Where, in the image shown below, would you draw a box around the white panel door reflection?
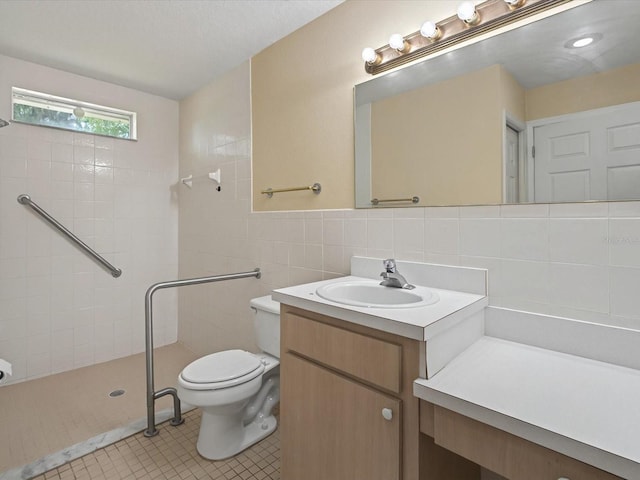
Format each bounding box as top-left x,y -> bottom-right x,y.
533,102 -> 640,203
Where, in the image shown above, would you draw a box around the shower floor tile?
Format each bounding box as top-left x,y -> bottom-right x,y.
32,409 -> 280,480
0,343 -> 198,473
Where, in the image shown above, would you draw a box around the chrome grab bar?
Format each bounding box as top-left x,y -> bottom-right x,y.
371,196 -> 420,205
261,182 -> 321,198
144,268 -> 262,437
17,194 -> 122,278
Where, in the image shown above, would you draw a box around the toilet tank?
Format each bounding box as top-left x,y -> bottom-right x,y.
250,295 -> 280,358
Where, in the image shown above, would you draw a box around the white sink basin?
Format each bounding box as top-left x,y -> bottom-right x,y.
315,280 -> 439,309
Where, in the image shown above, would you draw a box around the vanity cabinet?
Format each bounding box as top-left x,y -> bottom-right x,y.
280,305 -> 420,480
420,401 -> 622,480
280,305 -> 477,480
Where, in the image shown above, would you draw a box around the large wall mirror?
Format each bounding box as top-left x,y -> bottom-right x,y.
354,0 -> 640,208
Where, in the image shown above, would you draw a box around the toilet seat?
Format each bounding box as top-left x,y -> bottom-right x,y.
180,349 -> 265,391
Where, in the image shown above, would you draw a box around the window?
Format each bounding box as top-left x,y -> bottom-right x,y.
11,87 -> 137,140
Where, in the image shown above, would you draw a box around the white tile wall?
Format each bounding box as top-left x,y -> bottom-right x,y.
501,219 -> 548,261
178,62 -> 640,360
0,54 -> 179,385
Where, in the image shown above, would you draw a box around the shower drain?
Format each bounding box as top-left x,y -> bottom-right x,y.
109,389 -> 126,398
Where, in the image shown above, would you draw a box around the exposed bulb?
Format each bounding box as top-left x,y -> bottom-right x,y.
420,21 -> 441,40
457,1 -> 480,24
389,33 -> 409,53
503,0 -> 526,7
73,106 -> 85,119
361,47 -> 380,64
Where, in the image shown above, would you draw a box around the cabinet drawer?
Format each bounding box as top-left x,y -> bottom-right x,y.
434,406 -> 622,480
282,311 -> 402,393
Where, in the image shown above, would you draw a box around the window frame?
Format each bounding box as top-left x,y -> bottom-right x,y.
11,87 -> 137,141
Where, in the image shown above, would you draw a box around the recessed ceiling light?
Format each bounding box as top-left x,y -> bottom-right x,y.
565,33 -> 603,49
573,37 -> 594,48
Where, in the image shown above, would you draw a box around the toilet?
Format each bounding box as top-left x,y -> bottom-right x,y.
177,295 -> 280,460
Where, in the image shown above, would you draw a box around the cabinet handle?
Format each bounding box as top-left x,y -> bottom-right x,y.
382,408 -> 393,421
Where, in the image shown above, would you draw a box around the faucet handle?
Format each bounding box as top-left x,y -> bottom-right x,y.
383,258 -> 396,272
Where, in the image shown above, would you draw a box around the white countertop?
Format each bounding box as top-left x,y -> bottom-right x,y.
414,336 -> 640,479
273,276 -> 487,340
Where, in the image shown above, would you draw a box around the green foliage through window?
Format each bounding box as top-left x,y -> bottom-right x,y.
11,88 -> 137,140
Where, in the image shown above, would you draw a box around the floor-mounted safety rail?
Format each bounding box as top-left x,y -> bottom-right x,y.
261,182 -> 321,198
144,268 -> 262,437
17,194 -> 122,278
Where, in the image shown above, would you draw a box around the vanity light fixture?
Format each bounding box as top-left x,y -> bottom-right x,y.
457,2 -> 481,25
362,0 -> 569,75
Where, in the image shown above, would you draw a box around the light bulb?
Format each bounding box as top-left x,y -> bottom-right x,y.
503,0 -> 525,7
457,1 -> 479,24
389,33 -> 408,53
420,21 -> 441,40
361,47 -> 380,64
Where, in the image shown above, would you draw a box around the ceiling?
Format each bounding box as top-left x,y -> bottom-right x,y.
0,0 -> 343,100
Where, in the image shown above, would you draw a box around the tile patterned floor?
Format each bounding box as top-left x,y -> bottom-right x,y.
31,409 -> 280,480
0,343 -> 198,472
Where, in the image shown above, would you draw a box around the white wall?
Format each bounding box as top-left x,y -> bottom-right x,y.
178,62 -> 640,359
178,62 -> 266,354
0,54 -> 180,384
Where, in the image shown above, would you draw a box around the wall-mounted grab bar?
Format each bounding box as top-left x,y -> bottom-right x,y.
371,196 -> 420,205
144,268 -> 262,437
261,182 -> 321,198
17,194 -> 122,278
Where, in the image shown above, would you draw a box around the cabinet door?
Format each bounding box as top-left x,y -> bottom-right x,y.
281,352 -> 401,480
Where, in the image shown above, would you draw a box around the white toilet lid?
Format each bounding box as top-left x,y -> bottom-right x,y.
181,350 -> 263,388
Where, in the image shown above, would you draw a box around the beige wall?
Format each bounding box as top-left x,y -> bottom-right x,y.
177,55 -> 640,351
500,66 -> 526,122
179,62 -> 354,356
526,62 -> 640,120
251,0 -> 456,211
251,0 -> 640,211
370,65 -> 507,206
178,12 -> 640,360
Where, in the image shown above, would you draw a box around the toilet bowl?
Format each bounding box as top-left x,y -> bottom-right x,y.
177,295 -> 280,460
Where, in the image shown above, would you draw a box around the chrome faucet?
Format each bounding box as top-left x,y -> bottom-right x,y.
379,259 -> 415,290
